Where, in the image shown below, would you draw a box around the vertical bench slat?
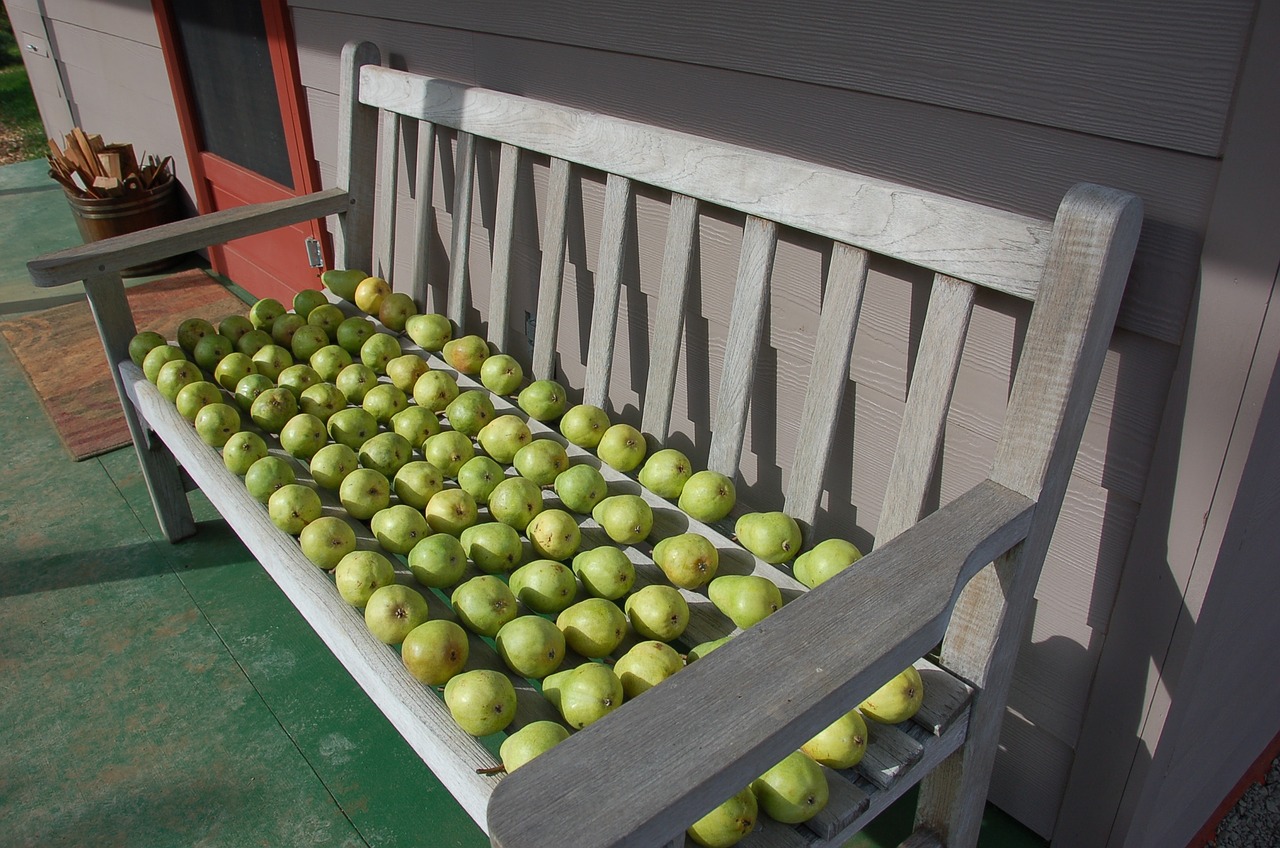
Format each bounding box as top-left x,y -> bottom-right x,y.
488,143 -> 521,352
877,274 -> 976,545
707,215 -> 778,478
783,242 -> 870,530
333,41 -> 380,273
640,192 -> 699,441
447,131 -> 477,329
582,174 -> 635,409
373,109 -> 400,281
409,120 -> 436,309
532,157 -> 572,380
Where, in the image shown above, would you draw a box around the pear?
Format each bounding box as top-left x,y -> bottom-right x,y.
559,403 -> 610,448
556,598 -> 628,658
496,615 -> 566,679
687,635 -> 732,663
405,312 -> 453,351
801,708 -> 868,770
499,720 -> 570,773
451,575 -> 518,637
321,268 -> 368,301
735,511 -> 802,564
509,559 -> 578,615
858,666 -> 925,724
678,470 -> 737,522
638,448 -> 693,499
750,750 -> 829,824
613,640 -> 683,698
401,619 -> 469,686
551,662 -> 624,729
513,439 -> 570,486
687,785 -> 758,848
444,668 -> 517,736
572,546 -> 636,600
518,379 -> 568,422
526,508 -> 582,561
592,494 -> 653,545
553,463 -> 608,515
477,414 -> 532,464
624,584 -> 689,642
792,538 -> 863,588
652,532 -> 719,589
444,389 -> 496,437
459,521 -> 524,574
708,575 -> 783,629
442,334 -> 490,374
596,423 -> 646,472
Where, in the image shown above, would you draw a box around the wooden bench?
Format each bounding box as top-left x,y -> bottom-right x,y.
28,40 -> 1142,848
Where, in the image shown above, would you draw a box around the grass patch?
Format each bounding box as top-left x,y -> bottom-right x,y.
0,10 -> 48,162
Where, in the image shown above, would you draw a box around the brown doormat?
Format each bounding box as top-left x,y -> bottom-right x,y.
0,269 -> 250,461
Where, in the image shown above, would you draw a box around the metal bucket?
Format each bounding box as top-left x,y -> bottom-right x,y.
63,178 -> 183,277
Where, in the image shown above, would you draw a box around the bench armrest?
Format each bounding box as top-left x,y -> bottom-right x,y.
27,187 -> 353,287
487,479 -> 1034,848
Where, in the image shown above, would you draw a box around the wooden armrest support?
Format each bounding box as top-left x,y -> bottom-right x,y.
27,187 -> 352,287
487,480 -> 1035,848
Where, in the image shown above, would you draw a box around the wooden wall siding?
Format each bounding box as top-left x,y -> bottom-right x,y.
5,0 -> 74,143
296,0 -> 1252,159
287,5 -> 1231,837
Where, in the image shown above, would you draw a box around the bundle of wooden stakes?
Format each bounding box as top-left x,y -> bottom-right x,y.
47,127 -> 173,199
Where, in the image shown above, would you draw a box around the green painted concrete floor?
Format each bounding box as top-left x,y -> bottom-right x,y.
0,158 -> 1046,848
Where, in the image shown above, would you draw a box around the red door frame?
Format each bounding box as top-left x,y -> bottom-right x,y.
152,0 -> 329,300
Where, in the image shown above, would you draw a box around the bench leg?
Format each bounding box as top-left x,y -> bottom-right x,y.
84,272 -> 196,543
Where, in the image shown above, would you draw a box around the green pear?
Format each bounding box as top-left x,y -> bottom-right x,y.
290,324 -> 330,362
363,383 -> 409,424
378,291 -> 419,332
412,369 -> 460,412
735,511 -> 802,564
391,404 -> 441,447
249,385 -> 298,433
526,508 -> 582,561
222,431 -> 269,476
551,662 -> 624,729
444,668 -> 516,736
175,380 -> 222,422
401,619 -> 469,685
591,494 -> 653,545
250,343 -> 293,382
177,316 -> 217,352
309,442 -> 360,490
233,373 -> 274,413
460,521 -> 524,574
422,430 -> 475,479
678,470 -> 737,522
213,351 -> 257,391
451,575 -> 518,637
299,382 -> 347,422
234,328 -> 273,358
404,312 -> 453,351
333,550 -> 396,607
518,379 -> 567,422
156,358 -> 201,403
307,304 -> 346,340
192,332 -> 233,372
652,532 -> 719,589
424,488 -> 479,536
792,538 -> 863,588
858,666 -> 925,724
267,483 -> 322,535
687,786 -> 758,848
496,615 -> 566,679
276,363 -> 322,401
194,402 -> 239,447
480,353 -> 524,395
244,455 -> 296,503
248,298 -> 286,330
559,403 -> 610,448
327,406 -> 379,450
407,533 -> 467,588
596,423 -> 647,472
553,463 -> 608,515
358,431 -> 413,478
309,343 -> 353,382
270,313 -> 307,349
477,414 -> 532,464
298,515 -> 357,569
487,476 -> 545,532
556,598 -> 628,658
442,334 -> 490,374
218,315 -> 254,346
686,635 -> 732,663
369,503 -> 432,555
335,362 -> 379,404
638,448 -> 693,499
143,343 -> 186,383
292,287 -> 329,319
801,708 -> 868,770
445,389 -> 495,437
385,353 -> 430,393
336,316 -> 377,355
321,267 -> 368,301
456,455 -> 505,505
339,467 -> 391,520
363,584 -> 430,645
513,439 -> 570,486
708,575 -> 783,629
509,559 -> 578,615
750,750 -> 829,824
624,584 -> 689,642
613,640 -> 683,698
360,332 -> 402,375
128,330 -> 168,367
572,546 -> 636,600
499,720 -> 570,773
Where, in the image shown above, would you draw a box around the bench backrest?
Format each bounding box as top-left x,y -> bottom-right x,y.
332,41 -> 1141,708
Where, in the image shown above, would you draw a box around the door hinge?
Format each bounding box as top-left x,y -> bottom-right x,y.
304,237 -> 324,269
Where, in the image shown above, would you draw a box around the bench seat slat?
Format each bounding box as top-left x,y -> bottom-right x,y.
447,130 -> 477,327
583,173 -> 634,409
374,109 -> 401,281
640,192 -> 699,441
409,119 -> 437,307
532,157 -> 572,380
488,142 -> 521,350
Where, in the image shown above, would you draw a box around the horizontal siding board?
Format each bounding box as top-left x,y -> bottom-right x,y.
293,0 -> 1252,157
42,0 -> 159,47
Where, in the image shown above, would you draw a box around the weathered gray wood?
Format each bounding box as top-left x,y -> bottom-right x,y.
28,189 -> 351,288
531,157 -> 571,380
706,216 -> 777,478
409,119 -> 437,308
876,274 -> 976,544
640,192 -> 699,441
85,273 -> 194,542
582,173 -> 634,409
783,242 -> 869,529
857,721 -> 925,790
914,184 -> 1144,846
333,40 -> 380,274
487,479 -> 1034,847
806,770 -> 869,841
447,131 -> 478,328
911,659 -> 974,737
487,143 -> 521,350
373,108 -> 401,281
356,65 -> 1053,299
